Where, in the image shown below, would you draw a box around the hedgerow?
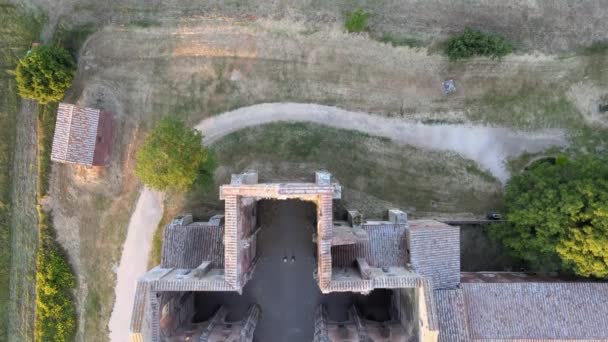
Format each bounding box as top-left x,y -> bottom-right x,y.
35,211 -> 77,342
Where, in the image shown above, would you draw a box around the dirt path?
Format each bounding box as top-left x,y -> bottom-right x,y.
7,100 -> 39,342
108,188 -> 163,342
195,103 -> 568,182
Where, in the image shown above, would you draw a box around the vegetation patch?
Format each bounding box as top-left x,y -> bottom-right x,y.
135,117 -> 210,192
377,33 -> 425,48
344,8 -> 370,33
54,23 -> 97,57
445,27 -> 513,60
35,210 -> 77,342
34,102 -> 77,342
37,103 -> 57,199
128,19 -> 162,28
465,82 -> 583,129
183,123 -> 502,218
0,4 -> 44,339
15,45 -> 75,104
491,155 -> 608,277
580,41 -> 608,56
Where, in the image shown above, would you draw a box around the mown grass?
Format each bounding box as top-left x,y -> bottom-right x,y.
465,82 -> 583,129
37,104 -> 57,200
0,4 -> 43,340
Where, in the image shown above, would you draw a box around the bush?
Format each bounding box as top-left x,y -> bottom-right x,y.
445,27 -> 513,60
490,155 -> 608,277
344,9 -> 369,33
135,117 -> 209,192
15,45 -> 75,104
35,212 -> 77,342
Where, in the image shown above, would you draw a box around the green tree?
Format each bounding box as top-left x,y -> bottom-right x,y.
344,9 -> 370,33
135,117 -> 208,192
35,214 -> 77,342
445,27 -> 513,60
15,45 -> 75,104
491,155 -> 608,277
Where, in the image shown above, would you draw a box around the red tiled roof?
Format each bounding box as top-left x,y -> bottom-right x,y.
436,283 -> 608,341
51,103 -> 100,165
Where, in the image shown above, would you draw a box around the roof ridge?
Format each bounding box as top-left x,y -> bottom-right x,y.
63,103 -> 74,162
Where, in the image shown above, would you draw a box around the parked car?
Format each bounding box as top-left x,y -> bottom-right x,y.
486,212 -> 502,220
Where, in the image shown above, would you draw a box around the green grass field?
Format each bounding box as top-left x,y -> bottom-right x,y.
0,4 -> 43,340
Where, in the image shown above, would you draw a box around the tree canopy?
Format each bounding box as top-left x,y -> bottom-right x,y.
15,45 -> 75,104
135,117 -> 208,192
491,155 -> 608,278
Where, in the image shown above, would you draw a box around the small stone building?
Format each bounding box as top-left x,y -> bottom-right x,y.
130,171 -> 608,342
50,103 -> 114,166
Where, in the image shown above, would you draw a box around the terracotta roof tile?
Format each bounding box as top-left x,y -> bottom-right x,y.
51,103 -> 100,165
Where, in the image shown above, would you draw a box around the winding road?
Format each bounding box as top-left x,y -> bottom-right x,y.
108,102 -> 567,340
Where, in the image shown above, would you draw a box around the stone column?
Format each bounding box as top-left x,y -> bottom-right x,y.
224,194 -> 240,289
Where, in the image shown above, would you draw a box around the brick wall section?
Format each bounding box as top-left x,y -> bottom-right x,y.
147,288 -> 160,342
223,195 -> 240,289
313,306 -> 331,342
239,198 -> 257,285
221,181 -> 337,292
407,221 -> 460,290
220,183 -> 335,199
130,281 -> 149,335
160,223 -> 224,269
317,193 -> 334,292
240,305 -> 261,341
199,306 -> 228,341
150,279 -> 234,292
332,223 -> 408,268
326,275 -> 422,292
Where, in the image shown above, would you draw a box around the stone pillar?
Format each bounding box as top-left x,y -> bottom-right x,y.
317,193 -> 333,291
347,210 -> 363,228
224,195 -> 240,289
389,209 -> 408,224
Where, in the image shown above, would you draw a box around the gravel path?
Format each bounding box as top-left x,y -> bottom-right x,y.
108,189 -> 163,342
196,103 -> 568,182
109,102 -> 567,340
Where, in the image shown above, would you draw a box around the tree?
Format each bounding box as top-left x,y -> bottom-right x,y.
15,45 -> 75,104
445,27 -> 513,61
491,155 -> 608,277
135,117 -> 208,192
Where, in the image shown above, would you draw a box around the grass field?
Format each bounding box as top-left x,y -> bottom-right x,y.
0,4 -> 43,340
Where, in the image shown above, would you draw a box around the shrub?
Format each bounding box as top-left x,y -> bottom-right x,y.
445,27 -> 513,60
135,117 -> 209,192
344,9 -> 369,33
15,45 -> 75,104
35,212 -> 77,342
490,155 -> 608,277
